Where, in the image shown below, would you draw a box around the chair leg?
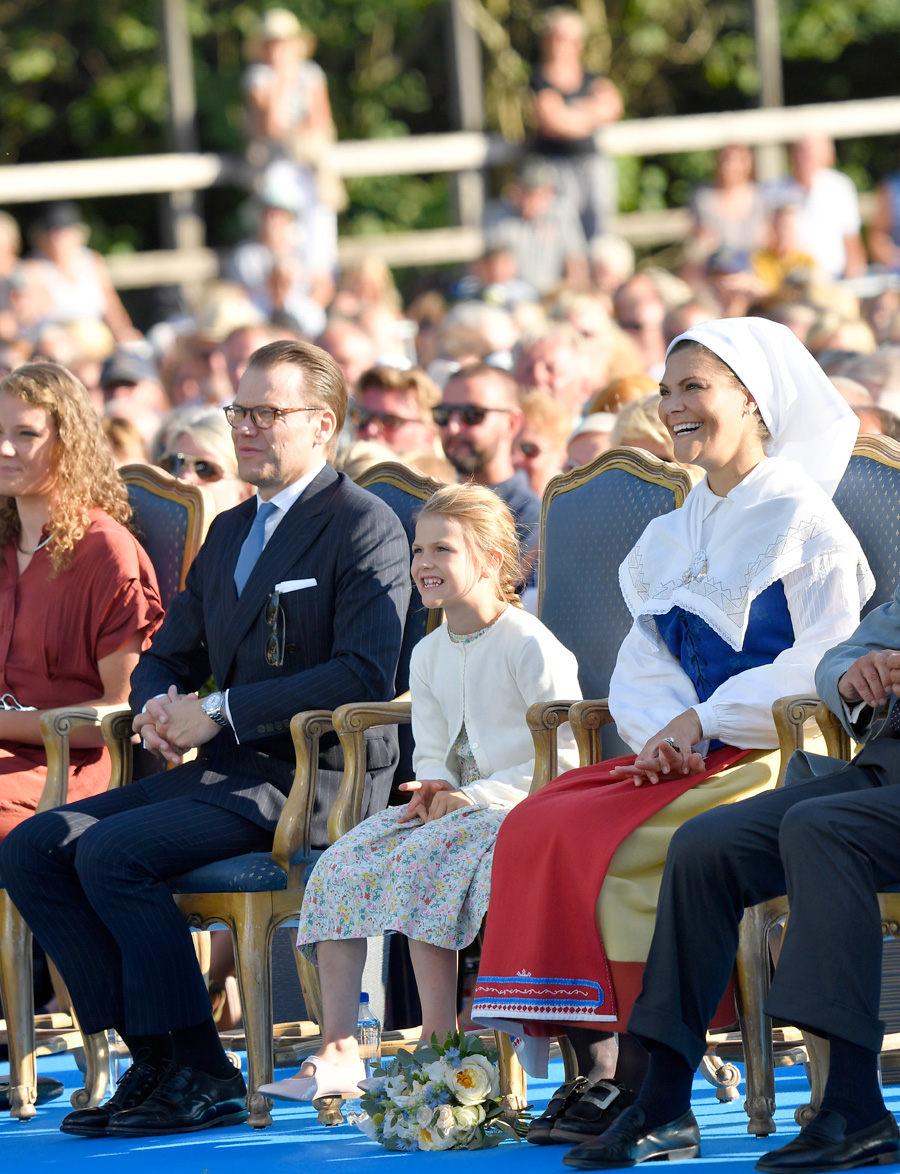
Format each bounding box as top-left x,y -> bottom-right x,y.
0,892 -> 37,1120
734,903 -> 777,1135
796,1033 -> 829,1126
558,1033 -> 580,1081
43,959 -> 108,1109
495,1030 -> 527,1119
47,958 -> 72,1015
192,929 -> 212,983
231,903 -> 274,1129
70,1029 -> 110,1109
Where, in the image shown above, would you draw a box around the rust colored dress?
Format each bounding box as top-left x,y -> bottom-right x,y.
0,510 -> 163,840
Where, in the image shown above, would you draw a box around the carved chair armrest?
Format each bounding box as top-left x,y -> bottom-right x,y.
98,705 -> 136,790
527,701 -> 581,794
567,699 -> 614,770
330,701 -> 412,843
38,704 -> 130,812
771,695 -> 820,787
271,710 -> 335,886
815,702 -> 853,762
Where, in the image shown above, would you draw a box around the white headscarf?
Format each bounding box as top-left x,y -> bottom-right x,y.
619,317 -> 872,649
666,316 -> 859,497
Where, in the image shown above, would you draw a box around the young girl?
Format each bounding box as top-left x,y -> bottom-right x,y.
260,482 -> 582,1103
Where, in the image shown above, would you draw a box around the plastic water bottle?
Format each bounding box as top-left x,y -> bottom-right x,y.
356,992 -> 382,1078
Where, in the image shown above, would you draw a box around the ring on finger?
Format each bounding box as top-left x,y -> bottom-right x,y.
662,736 -> 678,748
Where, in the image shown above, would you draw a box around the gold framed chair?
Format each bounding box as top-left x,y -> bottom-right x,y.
119,463 -> 213,610
528,447 -> 694,781
0,467 -> 210,1120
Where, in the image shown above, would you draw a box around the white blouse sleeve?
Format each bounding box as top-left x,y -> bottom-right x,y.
409,648 -> 460,788
609,620 -> 702,753
692,552 -> 863,749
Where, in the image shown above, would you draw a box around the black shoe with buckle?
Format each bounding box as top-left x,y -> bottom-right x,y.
528,1076 -> 591,1145
60,1055 -> 164,1137
562,1105 -> 700,1169
551,1078 -> 636,1143
104,1061 -> 248,1137
755,1109 -> 900,1173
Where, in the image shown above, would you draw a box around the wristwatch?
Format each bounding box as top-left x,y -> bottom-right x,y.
201,691 -> 229,728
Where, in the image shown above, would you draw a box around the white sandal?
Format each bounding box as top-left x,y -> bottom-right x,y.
258,1056 -> 366,1103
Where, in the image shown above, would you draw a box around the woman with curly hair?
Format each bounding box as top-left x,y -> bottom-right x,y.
0,362 -> 164,840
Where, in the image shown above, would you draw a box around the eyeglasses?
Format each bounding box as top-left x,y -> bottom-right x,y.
223,404 -> 319,429
432,404 -> 513,427
159,452 -> 225,483
265,591 -> 285,667
349,405 -> 422,432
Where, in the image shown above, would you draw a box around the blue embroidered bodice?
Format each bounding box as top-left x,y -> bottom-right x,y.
654,580 -> 795,748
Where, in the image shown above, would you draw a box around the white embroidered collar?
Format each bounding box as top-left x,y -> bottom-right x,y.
619,457 -> 873,651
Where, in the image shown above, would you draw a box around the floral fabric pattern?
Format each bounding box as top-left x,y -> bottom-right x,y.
296,804 -> 506,962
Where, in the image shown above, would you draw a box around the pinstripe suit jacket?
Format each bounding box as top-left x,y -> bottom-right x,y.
130,464 -> 411,844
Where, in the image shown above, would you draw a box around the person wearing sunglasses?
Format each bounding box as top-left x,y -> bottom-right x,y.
2,339 -> 410,1139
438,363 -> 540,573
350,364 -> 442,457
155,404 -> 253,516
512,388 -> 574,498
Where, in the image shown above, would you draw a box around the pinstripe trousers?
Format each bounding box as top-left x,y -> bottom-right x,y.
0,768 -> 271,1036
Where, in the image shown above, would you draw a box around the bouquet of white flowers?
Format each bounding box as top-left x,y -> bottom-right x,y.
350,1032 -> 527,1152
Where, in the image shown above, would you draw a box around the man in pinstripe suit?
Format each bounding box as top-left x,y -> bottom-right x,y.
1,340 -> 410,1137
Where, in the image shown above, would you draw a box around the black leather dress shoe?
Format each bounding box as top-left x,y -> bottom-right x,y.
551,1078 -> 636,1142
562,1105 -> 700,1168
755,1109 -> 900,1173
528,1076 -> 591,1145
0,1076 -> 64,1111
104,1062 -> 248,1136
60,1059 -> 163,1136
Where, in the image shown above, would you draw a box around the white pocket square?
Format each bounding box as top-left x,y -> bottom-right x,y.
275,578 -> 318,593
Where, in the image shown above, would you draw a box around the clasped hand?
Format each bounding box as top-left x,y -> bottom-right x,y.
397,779 -> 476,823
132,685 -> 221,765
837,649 -> 900,709
611,709 -> 706,787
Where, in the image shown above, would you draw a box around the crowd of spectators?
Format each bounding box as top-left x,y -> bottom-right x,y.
1,125 -> 900,551
0,3 -> 897,526
5,6 -> 900,1158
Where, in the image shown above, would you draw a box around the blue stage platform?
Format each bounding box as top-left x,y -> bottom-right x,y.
4,1053 -> 900,1173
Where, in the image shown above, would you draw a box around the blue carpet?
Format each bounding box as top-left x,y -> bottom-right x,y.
4,1053 -> 900,1172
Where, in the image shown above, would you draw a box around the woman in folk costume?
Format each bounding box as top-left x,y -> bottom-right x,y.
472,317 -> 873,1145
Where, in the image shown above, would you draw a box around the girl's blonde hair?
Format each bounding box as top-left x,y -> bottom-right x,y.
417,483 -> 524,608
0,362 -> 130,570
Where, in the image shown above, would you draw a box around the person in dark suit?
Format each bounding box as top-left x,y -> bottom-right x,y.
561,585 -> 900,1172
0,339 -> 410,1138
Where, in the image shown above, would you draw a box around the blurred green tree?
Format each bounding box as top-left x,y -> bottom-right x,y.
1,0 -> 899,251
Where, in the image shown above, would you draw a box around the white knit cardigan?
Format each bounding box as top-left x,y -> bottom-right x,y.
408,606 -> 582,809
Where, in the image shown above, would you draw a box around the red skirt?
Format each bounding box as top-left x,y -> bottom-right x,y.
472,746 -> 750,1057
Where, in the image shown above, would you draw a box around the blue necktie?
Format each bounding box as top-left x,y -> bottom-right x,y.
233,501 -> 278,596
890,699 -> 900,737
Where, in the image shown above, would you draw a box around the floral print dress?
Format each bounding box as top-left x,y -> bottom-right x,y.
296,625 -> 509,962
